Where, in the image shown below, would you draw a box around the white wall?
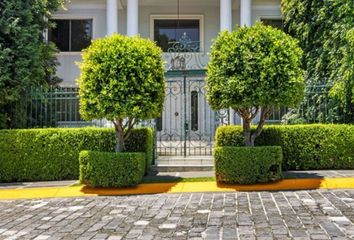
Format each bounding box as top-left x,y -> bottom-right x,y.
54,0 -> 281,86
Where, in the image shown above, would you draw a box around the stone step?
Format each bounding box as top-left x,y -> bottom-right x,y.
152,165 -> 214,172
154,156 -> 214,172
156,156 -> 214,166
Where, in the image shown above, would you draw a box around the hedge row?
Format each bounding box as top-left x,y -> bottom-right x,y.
79,151 -> 145,187
0,127 -> 153,182
215,146 -> 283,184
215,124 -> 354,170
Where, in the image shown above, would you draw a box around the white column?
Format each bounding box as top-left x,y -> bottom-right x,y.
220,0 -> 234,124
241,0 -> 253,125
127,0 -> 139,36
220,0 -> 232,31
240,0 -> 252,26
106,0 -> 118,35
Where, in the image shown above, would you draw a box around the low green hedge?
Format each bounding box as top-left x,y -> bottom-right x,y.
215,146 -> 283,184
79,151 -> 145,187
124,128 -> 154,173
215,124 -> 354,170
0,127 -> 153,182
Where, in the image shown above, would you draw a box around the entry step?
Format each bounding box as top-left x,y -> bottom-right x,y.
152,165 -> 214,172
156,156 -> 214,166
154,156 -> 214,172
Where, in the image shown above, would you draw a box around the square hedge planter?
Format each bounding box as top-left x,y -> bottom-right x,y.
214,146 -> 283,184
79,150 -> 145,187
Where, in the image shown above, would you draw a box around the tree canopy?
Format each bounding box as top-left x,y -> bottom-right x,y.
282,0 -> 354,122
78,34 -> 165,152
206,23 -> 304,146
0,0 -> 64,128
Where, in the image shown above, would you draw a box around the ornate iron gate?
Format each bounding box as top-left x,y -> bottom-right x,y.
156,70 -> 229,156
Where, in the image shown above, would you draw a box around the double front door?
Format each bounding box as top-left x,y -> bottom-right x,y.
156,71 -> 229,156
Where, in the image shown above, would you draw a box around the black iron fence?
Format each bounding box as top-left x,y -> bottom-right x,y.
27,86 -> 112,128
27,85 -> 343,128
298,85 -> 344,123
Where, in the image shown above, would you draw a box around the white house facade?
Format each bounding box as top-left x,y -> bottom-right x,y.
52,0 -> 282,85
50,0 -> 283,157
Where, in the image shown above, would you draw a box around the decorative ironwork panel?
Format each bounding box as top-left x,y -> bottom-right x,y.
163,34 -> 209,71
156,73 -> 229,156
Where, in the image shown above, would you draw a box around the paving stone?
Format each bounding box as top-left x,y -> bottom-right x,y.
0,190 -> 354,239
329,216 -> 350,222
33,235 -> 51,240
134,220 -> 150,226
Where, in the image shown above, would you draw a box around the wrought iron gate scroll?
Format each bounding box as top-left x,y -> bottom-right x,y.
155,70 -> 229,156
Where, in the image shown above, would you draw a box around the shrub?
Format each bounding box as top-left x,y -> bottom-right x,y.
282,0 -> 354,123
214,146 -> 283,184
206,22 -> 304,146
78,34 -> 165,152
125,127 -> 154,172
215,124 -> 354,170
0,127 -> 153,182
79,151 -> 145,187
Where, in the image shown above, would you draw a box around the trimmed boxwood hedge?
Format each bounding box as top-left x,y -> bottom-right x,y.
124,128 -> 154,173
79,151 -> 145,187
215,124 -> 354,170
215,146 -> 283,184
0,127 -> 153,182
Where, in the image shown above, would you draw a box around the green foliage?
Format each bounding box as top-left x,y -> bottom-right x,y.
214,146 -> 283,184
78,34 -> 165,121
206,22 -> 304,110
216,125 -> 354,170
330,29 -> 354,117
0,127 -> 153,182
78,34 -> 164,121
282,0 -> 354,122
0,0 -> 64,128
206,23 -> 304,146
125,127 -> 154,172
78,34 -> 165,152
79,151 -> 145,187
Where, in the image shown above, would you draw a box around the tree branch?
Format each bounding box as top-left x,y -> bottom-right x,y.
251,106 -> 272,144
123,118 -> 138,140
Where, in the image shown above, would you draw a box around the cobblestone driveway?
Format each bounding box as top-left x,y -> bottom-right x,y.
0,190 -> 354,240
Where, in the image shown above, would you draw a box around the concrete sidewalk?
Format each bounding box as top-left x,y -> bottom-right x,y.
1,170 -> 354,190
144,170 -> 354,183
0,170 -> 353,201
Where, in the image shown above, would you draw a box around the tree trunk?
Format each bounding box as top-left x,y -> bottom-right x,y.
236,107 -> 272,147
250,106 -> 271,147
112,118 -> 138,152
243,119 -> 253,147
113,119 -> 125,152
115,130 -> 125,152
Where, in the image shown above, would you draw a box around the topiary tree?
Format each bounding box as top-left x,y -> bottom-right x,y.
206,23 -> 305,147
78,34 -> 165,152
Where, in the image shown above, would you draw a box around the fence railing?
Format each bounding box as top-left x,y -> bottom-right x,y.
27,86 -> 113,128
27,85 -> 341,128
297,85 -> 344,123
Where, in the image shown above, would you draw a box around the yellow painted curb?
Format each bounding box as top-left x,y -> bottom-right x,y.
0,178 -> 354,200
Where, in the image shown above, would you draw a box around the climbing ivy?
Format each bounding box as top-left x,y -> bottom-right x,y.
282,0 -> 354,123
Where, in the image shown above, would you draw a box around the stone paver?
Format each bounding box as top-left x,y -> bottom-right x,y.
0,190 -> 354,239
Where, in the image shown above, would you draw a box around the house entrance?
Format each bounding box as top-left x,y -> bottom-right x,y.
156,70 -> 229,156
